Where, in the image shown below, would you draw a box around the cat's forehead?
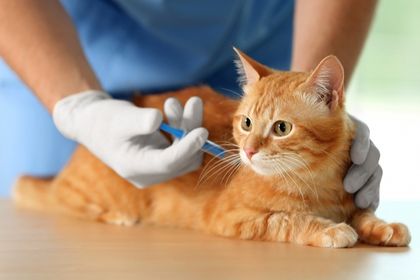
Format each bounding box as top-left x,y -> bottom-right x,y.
242,72 -> 308,118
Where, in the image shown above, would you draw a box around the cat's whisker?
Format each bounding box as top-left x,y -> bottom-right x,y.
221,159 -> 242,188
214,142 -> 240,152
286,153 -> 315,179
200,147 -> 240,176
209,154 -> 240,179
198,156 -> 238,187
291,157 -> 316,196
213,141 -> 239,146
272,161 -> 307,207
301,144 -> 343,168
219,87 -> 243,98
280,156 -> 319,202
198,152 -> 232,186
197,155 -> 233,187
210,157 -> 241,188
282,163 -> 309,207
262,153 -> 315,183
197,153 -> 241,187
271,162 -> 288,191
264,153 -> 319,201
227,162 -> 242,187
271,161 -> 300,196
277,154 -> 318,199
218,136 -> 238,145
214,141 -> 239,147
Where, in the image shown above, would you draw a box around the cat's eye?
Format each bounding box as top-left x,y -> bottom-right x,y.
272,120 -> 292,137
241,116 -> 252,131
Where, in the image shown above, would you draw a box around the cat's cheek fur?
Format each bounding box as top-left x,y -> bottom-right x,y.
239,150 -> 278,176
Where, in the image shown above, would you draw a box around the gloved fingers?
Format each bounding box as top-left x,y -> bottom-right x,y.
127,151 -> 203,187
164,97 -> 183,129
109,132 -> 171,177
354,165 -> 382,209
182,97 -> 203,132
161,127 -> 208,171
344,140 -> 380,193
371,197 -> 380,211
350,116 -> 371,164
182,152 -> 204,173
165,149 -> 204,178
128,131 -> 170,151
113,105 -> 163,136
172,154 -> 204,178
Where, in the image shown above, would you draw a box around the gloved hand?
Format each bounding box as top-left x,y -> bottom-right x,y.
53,90 -> 208,187
344,116 -> 382,209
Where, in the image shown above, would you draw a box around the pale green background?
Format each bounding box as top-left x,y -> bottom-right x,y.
347,1 -> 420,201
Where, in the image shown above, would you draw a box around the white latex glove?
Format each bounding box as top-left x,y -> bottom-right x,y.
53,90 -> 208,187
344,116 -> 382,210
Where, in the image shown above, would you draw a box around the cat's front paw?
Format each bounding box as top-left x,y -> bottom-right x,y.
99,211 -> 139,226
312,223 -> 358,248
358,222 -> 411,246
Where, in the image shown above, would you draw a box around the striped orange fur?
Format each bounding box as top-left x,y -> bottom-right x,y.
13,52 -> 410,248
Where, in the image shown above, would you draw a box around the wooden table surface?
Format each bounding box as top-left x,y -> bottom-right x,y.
0,199 -> 418,280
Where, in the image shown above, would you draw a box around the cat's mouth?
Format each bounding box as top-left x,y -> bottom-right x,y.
239,150 -> 281,176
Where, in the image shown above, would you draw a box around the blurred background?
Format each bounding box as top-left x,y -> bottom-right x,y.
346,0 -> 420,201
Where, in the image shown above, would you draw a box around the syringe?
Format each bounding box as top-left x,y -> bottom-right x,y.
159,122 -> 225,159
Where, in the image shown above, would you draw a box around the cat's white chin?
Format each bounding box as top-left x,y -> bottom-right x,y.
239,151 -> 278,176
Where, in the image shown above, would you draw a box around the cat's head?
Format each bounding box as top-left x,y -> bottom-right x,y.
232,48 -> 351,176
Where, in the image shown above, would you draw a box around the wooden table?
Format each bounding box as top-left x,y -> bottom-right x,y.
0,199 -> 418,280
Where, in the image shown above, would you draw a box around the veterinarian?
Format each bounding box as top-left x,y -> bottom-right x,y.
0,0 -> 381,208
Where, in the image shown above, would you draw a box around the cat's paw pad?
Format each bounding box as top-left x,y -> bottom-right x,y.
359,222 -> 411,246
316,223 -> 358,248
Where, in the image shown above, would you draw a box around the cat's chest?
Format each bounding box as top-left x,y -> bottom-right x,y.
231,170 -> 356,222
266,181 -> 356,222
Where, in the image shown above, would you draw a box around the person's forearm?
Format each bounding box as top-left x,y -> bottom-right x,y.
0,0 -> 101,112
291,0 -> 377,85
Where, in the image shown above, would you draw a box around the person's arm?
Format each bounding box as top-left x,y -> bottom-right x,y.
0,0 -> 101,112
0,0 -> 208,188
291,0 -> 377,85
291,0 -> 381,209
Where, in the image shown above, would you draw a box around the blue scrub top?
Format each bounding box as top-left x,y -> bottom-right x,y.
0,0 -> 294,195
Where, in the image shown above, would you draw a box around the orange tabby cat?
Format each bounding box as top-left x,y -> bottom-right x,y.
13,49 -> 410,248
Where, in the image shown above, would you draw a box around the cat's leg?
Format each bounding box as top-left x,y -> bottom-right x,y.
13,175 -> 55,210
351,210 -> 411,246
50,177 -> 141,226
55,190 -> 140,226
209,209 -> 358,248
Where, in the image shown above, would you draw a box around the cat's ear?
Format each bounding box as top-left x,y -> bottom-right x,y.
233,47 -> 272,87
304,55 -> 345,111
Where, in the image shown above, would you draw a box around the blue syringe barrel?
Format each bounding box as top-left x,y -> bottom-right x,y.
159,123 -> 225,158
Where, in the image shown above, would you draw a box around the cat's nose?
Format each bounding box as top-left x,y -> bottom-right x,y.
244,147 -> 258,160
